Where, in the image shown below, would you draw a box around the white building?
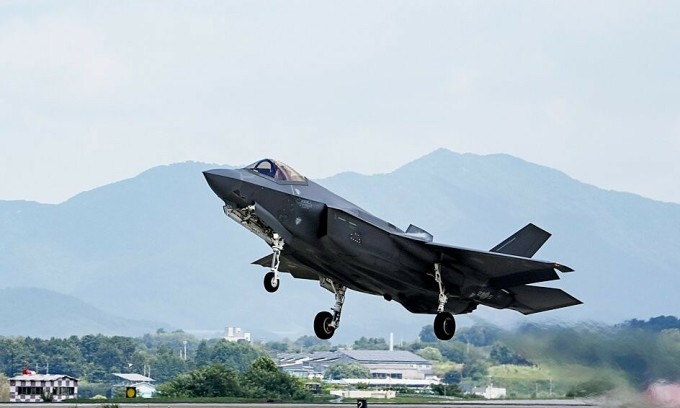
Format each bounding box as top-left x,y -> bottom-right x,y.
278,349 -> 435,389
462,383 -> 507,399
112,373 -> 156,398
9,371 -> 78,403
224,327 -> 251,342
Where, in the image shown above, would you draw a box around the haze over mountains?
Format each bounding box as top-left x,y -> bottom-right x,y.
1,149 -> 678,342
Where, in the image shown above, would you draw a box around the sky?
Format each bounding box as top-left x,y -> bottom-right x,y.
1,0 -> 679,204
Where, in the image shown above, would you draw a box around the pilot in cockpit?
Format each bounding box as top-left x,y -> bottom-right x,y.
247,159 -> 306,182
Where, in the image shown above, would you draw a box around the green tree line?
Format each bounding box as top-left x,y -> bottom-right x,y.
0,330 -> 267,385
158,357 -> 310,400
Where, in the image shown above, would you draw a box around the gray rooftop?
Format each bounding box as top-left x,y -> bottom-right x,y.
340,350 -> 429,364
10,374 -> 78,381
112,373 -> 154,382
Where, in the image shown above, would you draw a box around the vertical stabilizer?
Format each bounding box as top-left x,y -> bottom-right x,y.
490,223 -> 551,258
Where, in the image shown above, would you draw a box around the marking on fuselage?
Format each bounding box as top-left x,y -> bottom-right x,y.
296,198 -> 313,209
350,232 -> 362,244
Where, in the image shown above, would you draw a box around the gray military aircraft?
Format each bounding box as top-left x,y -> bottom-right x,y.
204,158 -> 580,340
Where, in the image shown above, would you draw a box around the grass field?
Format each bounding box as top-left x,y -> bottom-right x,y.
488,363 -> 631,398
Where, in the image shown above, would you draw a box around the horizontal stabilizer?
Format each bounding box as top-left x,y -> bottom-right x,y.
507,285 -> 582,315
491,223 -> 551,258
489,268 -> 560,289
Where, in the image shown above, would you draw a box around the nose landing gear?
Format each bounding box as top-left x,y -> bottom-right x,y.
264,234 -> 284,293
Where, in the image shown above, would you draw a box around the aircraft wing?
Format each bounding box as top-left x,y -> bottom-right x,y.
425,241 -> 573,289
252,254 -> 319,281
421,241 -> 580,313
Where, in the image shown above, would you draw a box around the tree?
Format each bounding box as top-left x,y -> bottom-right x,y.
242,356 -> 309,400
443,370 -> 462,385
265,341 -> 290,353
566,378 -> 615,398
432,383 -> 463,397
435,341 -> 467,363
151,344 -> 186,383
353,337 -> 388,350
325,363 -> 371,380
159,364 -> 242,397
489,343 -> 532,366
461,359 -> 488,382
419,325 -> 437,343
194,340 -> 211,368
293,336 -> 330,352
211,340 -> 263,372
456,326 -> 500,347
415,346 -> 443,362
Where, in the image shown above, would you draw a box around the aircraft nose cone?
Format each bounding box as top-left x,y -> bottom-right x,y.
203,169 -> 244,204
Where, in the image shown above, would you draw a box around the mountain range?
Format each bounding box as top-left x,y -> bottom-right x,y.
1,149 -> 678,342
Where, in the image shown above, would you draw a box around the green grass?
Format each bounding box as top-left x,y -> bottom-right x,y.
488,363 -> 632,398
432,361 -> 463,376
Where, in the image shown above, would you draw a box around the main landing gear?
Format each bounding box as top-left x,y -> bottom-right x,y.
314,277 -> 346,340
263,233 -> 284,293
433,263 -> 456,340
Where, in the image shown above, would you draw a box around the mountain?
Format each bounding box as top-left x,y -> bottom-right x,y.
1,150 -> 679,342
0,287 -> 168,337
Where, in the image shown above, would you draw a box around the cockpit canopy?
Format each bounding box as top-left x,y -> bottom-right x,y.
245,159 -> 306,183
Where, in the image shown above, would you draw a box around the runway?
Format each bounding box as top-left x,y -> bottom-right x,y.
0,400 -> 600,408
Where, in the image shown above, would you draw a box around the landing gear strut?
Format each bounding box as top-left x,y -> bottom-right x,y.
433,263 -> 456,340
314,277 -> 346,340
264,234 -> 284,293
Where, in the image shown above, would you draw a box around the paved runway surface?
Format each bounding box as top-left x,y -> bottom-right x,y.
0,401 -> 602,408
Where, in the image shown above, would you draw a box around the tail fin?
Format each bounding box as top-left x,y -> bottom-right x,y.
490,223 -> 551,258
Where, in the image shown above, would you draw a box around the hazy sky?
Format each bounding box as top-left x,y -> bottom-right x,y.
1,1 -> 679,204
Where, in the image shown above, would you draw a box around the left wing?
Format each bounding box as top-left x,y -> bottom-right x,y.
252,254 -> 319,281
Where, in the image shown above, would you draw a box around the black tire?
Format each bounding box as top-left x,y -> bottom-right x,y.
264,272 -> 279,293
314,311 -> 335,340
433,312 -> 456,340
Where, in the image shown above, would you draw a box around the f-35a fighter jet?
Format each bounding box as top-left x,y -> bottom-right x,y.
204,159 -> 580,341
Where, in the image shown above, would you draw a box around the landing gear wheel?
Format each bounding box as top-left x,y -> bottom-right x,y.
314,311 -> 335,340
264,271 -> 279,293
433,312 -> 456,340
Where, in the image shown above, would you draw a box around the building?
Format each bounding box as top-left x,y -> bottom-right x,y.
224,327 -> 251,342
338,350 -> 433,380
9,370 -> 78,402
112,373 -> 156,398
461,383 -> 507,399
278,349 -> 436,389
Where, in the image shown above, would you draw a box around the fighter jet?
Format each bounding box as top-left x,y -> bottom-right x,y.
203,158 -> 580,340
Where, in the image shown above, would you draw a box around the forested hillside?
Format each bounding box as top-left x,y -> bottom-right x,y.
2,316 -> 679,400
